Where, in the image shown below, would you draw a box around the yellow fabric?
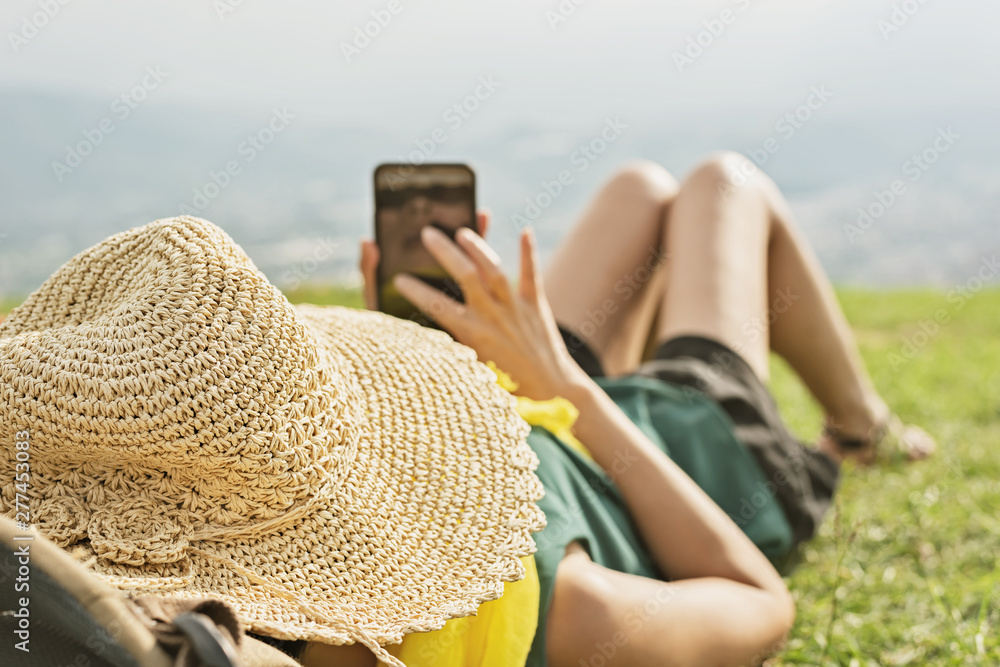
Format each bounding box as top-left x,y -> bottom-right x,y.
486,362 -> 592,460
378,362 -> 586,667
380,556 -> 539,667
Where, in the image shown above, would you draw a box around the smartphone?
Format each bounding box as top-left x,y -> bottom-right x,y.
374,163 -> 476,328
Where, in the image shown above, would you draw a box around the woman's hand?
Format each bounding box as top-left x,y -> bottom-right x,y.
359,211 -> 490,311
397,225 -> 589,401
358,214 -> 589,401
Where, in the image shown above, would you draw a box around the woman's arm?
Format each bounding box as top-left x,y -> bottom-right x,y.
391,225 -> 794,665
550,375 -> 796,666
396,224 -> 786,587
559,373 -> 791,598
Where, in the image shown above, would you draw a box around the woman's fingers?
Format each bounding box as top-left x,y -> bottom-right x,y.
420,226 -> 494,308
393,273 -> 466,334
519,227 -> 542,301
476,209 -> 491,238
359,239 -> 380,311
455,228 -> 513,302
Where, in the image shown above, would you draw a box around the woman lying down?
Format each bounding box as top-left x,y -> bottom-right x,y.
0,155 -> 933,667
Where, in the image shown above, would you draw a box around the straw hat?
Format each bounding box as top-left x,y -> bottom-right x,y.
0,217 -> 545,665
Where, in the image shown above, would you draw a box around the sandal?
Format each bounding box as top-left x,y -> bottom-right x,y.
822,414 -> 936,464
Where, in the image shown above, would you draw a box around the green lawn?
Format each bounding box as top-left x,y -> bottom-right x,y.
768,290 -> 1000,666
2,287 -> 997,664
283,285 -> 999,664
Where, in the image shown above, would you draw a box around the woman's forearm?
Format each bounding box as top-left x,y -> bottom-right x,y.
559,377 -> 791,599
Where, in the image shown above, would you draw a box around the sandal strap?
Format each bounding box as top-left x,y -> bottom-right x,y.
822,420 -> 890,451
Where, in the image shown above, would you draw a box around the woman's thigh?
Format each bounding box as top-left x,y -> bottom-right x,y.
657,152 -> 775,381
544,161 -> 677,376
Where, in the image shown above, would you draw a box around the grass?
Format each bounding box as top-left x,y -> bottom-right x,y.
283,284 -> 366,309
296,285 -> 997,664
0,297 -> 24,316
768,289 -> 1000,666
2,287 -> 997,664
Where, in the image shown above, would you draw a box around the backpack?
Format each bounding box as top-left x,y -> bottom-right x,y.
0,516 -> 299,667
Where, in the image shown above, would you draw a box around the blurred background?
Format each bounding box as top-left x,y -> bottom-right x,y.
1,0 -> 998,303
3,5 -> 1000,662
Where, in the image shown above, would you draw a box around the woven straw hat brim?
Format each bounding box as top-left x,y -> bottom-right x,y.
0,217 -> 546,659
85,305 -> 546,647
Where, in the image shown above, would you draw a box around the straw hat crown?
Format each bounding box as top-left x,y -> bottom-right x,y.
2,219 -> 363,561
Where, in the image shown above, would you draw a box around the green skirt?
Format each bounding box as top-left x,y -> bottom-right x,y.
525,374 -> 794,667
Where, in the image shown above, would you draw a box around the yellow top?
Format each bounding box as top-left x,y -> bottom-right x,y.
382,556 -> 540,667
487,362 -> 592,461
378,362 -> 587,667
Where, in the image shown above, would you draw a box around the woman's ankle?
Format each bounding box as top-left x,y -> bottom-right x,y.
825,395 -> 890,442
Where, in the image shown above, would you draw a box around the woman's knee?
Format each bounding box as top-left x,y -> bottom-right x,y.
681,151 -> 769,200
602,159 -> 680,206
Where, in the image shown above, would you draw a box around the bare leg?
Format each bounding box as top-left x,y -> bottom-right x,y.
547,153 -> 931,462
763,182 -> 889,446
543,159 -> 814,666
657,154 -> 774,380
658,152 -> 927,462
545,161 -> 678,376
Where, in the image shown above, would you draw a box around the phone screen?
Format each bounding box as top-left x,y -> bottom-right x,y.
374,163 -> 476,327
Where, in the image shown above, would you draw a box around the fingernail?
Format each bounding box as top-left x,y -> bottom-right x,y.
422,226 -> 444,242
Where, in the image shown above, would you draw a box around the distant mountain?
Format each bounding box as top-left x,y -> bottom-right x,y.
1,90 -> 998,299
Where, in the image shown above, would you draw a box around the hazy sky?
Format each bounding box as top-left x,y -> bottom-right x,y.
2,0 -> 998,135
1,0 -> 998,294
